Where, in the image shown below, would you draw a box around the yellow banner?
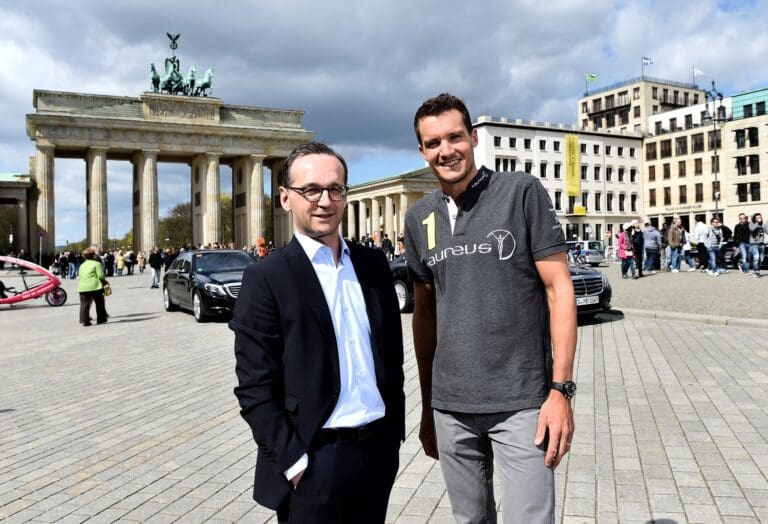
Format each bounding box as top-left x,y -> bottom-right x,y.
565,134 -> 581,197
573,205 -> 587,216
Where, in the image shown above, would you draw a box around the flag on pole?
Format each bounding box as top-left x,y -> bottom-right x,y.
585,73 -> 598,82
642,56 -> 653,66
693,67 -> 705,76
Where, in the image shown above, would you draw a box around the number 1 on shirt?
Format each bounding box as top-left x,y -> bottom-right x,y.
422,212 -> 436,250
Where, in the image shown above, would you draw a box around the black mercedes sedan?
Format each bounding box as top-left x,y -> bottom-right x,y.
390,253 -> 612,317
163,249 -> 256,322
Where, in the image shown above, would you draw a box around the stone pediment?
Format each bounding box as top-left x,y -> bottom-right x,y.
141,92 -> 220,124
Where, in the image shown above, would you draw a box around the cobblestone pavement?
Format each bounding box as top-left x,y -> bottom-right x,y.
1,271 -> 767,523
599,260 -> 768,320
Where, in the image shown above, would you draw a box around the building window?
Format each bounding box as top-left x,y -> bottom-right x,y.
649,188 -> 656,207
670,118 -> 677,131
711,155 -> 719,174
679,185 -> 687,204
539,139 -> 546,151
633,87 -> 640,100
581,165 -> 588,180
568,196 -> 576,214
737,183 -> 749,202
695,183 -> 703,202
736,157 -> 747,176
630,193 -> 637,212
648,165 -> 656,181
594,165 -> 601,181
594,144 -> 600,155
652,105 -> 659,114
525,161 -> 532,174
582,191 -> 589,209
655,122 -> 663,135
509,137 -> 517,148
580,143 -> 587,154
750,155 -> 760,174
660,139 -> 672,158
553,141 -> 560,152
494,136 -> 501,147
748,127 -> 759,147
685,114 -> 693,129
618,168 -> 625,182
757,102 -> 766,116
524,138 -> 531,150
539,163 -> 547,178
652,87 -> 658,99
744,104 -> 753,118
554,164 -> 561,179
751,182 -> 761,201
606,167 -> 613,181
736,129 -> 746,148
582,118 -> 588,129
663,187 -> 671,206
619,193 -> 626,212
630,168 -> 637,183
712,181 -> 720,200
646,142 -> 657,160
692,133 -> 705,153
595,192 -> 602,211
663,163 -> 671,179
634,105 -> 641,117
678,161 -> 686,178
510,159 -> 516,171
694,158 -> 703,175
618,146 -> 624,156
606,192 -> 613,211
675,137 -> 688,156
555,190 -> 562,211
606,145 -> 612,156
581,102 -> 588,113
708,130 -> 721,150
630,147 -> 636,158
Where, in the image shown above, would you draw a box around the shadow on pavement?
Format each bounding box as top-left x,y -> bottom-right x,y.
578,310 -> 625,326
0,408 -> 16,414
109,315 -> 160,323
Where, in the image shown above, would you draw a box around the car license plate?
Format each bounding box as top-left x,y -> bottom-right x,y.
576,296 -> 600,306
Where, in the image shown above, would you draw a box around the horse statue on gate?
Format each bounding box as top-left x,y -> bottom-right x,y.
150,63 -> 161,92
183,66 -> 196,96
159,57 -> 185,94
194,68 -> 214,97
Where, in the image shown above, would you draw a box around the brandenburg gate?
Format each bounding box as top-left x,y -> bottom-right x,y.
25,89 -> 313,256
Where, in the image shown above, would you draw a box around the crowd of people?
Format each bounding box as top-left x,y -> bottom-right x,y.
617,213 -> 766,279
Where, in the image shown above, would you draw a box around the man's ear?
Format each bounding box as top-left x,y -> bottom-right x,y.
471,128 -> 478,147
279,187 -> 291,213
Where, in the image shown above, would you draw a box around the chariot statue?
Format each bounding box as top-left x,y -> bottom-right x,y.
150,33 -> 214,97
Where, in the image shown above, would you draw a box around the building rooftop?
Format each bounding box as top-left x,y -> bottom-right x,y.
474,116 -> 643,138
583,75 -> 700,97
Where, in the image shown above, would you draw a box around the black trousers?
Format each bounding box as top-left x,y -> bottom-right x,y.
696,242 -> 709,269
277,430 -> 400,524
634,248 -> 644,277
79,290 -> 107,325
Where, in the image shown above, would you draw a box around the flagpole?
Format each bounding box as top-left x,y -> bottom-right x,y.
641,56 -> 644,78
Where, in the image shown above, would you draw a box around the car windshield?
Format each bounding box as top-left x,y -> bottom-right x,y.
193,252 -> 254,275
587,242 -> 603,251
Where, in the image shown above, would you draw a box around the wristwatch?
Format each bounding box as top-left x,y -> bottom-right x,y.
551,381 -> 577,399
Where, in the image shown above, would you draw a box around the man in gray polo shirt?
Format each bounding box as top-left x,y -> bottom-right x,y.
405,93 -> 577,523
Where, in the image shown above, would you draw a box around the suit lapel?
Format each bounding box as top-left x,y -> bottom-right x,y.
284,238 -> 341,388
348,246 -> 386,386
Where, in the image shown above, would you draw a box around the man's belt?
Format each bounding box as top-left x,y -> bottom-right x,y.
316,418 -> 387,444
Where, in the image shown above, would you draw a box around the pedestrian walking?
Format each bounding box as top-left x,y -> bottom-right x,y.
77,247 -> 108,326
619,223 -> 638,279
748,213 -> 765,277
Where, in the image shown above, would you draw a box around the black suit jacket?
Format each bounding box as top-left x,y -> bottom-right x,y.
230,237 -> 405,510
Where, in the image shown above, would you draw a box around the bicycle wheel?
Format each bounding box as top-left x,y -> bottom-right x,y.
45,287 -> 68,307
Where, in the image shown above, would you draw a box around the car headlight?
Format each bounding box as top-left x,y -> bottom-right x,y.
203,283 -> 227,297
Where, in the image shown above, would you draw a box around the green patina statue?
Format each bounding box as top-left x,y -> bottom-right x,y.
151,33 -> 214,97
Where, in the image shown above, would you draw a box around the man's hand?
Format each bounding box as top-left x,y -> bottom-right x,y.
291,468 -> 305,488
535,390 -> 574,469
419,409 -> 439,459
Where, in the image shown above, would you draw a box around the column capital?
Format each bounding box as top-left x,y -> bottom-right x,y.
249,154 -> 267,161
88,146 -> 109,153
205,152 -> 223,161
35,143 -> 55,154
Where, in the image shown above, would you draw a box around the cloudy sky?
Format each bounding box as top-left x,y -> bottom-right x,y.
1,0 -> 767,246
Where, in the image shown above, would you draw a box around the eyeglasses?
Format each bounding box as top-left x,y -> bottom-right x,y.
286,185 -> 349,202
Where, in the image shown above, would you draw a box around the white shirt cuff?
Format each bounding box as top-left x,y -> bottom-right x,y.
284,453 -> 308,480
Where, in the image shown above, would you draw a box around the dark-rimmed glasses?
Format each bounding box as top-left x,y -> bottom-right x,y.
285,185 -> 349,202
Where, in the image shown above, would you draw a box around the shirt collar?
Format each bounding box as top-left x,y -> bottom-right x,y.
441,165 -> 493,206
294,231 -> 350,263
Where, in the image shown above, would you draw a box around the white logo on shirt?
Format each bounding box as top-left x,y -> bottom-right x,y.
487,229 -> 516,260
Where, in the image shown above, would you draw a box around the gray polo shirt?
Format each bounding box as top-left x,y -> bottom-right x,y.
405,167 -> 566,413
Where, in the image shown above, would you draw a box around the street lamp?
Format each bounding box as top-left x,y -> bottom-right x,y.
703,80 -> 724,220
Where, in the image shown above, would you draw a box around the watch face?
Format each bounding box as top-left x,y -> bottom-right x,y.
564,382 -> 577,397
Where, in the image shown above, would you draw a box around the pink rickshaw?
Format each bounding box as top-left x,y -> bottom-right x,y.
0,256 -> 68,307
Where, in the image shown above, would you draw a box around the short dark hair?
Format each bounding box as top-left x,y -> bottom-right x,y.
413,93 -> 473,144
280,141 -> 348,187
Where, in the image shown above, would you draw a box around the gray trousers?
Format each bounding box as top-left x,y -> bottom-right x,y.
433,408 -> 554,524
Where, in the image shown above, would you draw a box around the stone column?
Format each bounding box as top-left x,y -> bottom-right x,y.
271,159 -> 291,246
203,153 -> 221,246
133,150 -> 159,253
358,198 -> 368,239
249,154 -> 266,243
32,145 -> 55,258
16,200 -> 28,253
371,197 -> 381,243
86,147 -> 109,248
399,193 -> 409,238
384,194 -> 394,241
346,200 -> 357,240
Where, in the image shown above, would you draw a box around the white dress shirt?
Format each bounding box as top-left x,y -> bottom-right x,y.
285,233 -> 386,480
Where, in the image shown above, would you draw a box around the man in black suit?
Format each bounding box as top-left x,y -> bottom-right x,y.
231,142 -> 405,523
